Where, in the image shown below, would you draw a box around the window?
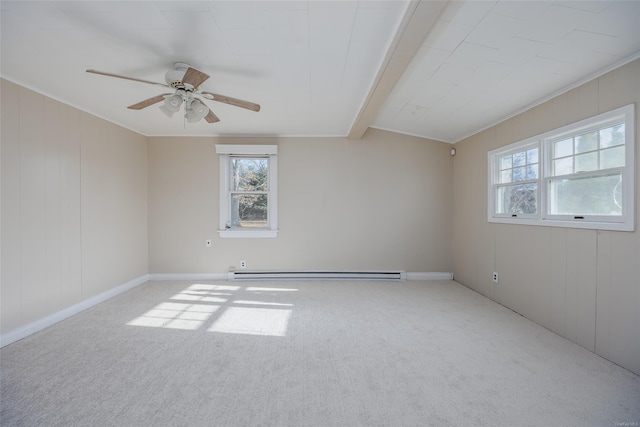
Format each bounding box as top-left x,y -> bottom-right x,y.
216,145 -> 277,238
488,104 -> 635,231
494,143 -> 539,217
547,123 -> 626,218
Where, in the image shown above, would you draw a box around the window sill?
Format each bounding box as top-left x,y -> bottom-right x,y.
488,216 -> 633,232
218,229 -> 278,238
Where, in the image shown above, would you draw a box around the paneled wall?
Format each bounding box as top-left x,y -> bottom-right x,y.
0,79 -> 148,336
148,129 -> 454,274
452,59 -> 640,374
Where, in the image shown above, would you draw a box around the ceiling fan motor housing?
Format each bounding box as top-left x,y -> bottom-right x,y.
165,62 -> 191,89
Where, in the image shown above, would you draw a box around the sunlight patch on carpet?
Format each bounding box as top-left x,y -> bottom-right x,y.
127,283 -> 295,335
208,307 -> 292,337
127,302 -> 220,330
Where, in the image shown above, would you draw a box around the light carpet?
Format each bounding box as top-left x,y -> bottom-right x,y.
1,279 -> 639,426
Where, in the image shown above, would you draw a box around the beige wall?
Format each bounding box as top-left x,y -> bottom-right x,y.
1,79 -> 148,335
452,59 -> 640,375
148,129 -> 453,274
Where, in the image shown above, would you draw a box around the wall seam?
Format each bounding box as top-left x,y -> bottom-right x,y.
594,231 -> 599,353
79,115 -> 84,301
18,87 -> 24,326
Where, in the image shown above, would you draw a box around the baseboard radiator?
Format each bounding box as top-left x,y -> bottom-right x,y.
229,270 -> 406,281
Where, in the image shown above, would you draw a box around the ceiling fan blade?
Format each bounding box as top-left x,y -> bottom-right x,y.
86,69 -> 169,88
181,67 -> 209,89
127,94 -> 171,110
201,92 -> 261,112
204,110 -> 220,123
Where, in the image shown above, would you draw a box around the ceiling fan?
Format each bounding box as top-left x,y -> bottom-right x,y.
86,62 -> 260,124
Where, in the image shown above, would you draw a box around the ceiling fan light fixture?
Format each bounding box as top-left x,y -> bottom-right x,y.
164,94 -> 183,111
159,104 -> 175,118
185,99 -> 209,123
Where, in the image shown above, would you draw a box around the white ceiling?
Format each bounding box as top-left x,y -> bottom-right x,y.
1,1 -> 639,143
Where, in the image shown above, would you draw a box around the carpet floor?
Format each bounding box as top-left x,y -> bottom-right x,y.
1,279 -> 639,426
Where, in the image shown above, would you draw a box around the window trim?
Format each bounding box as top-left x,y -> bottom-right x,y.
488,104 -> 635,232
216,144 -> 278,238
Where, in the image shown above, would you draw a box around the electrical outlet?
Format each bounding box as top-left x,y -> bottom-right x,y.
240,260 -> 247,269
492,272 -> 499,283
206,239 -> 212,247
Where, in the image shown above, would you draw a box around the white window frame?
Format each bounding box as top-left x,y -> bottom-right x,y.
488,104 -> 635,231
216,144 -> 278,238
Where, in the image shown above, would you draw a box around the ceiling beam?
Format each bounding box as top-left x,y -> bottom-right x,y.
348,0 -> 448,139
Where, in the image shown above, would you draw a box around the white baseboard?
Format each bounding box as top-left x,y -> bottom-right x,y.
406,272 -> 453,281
148,272 -> 453,281
0,274 -> 149,348
149,273 -> 229,281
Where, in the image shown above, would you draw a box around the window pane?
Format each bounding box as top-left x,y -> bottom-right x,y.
513,166 -> 527,182
500,170 -> 512,184
230,194 -> 268,227
575,152 -> 597,172
548,174 -> 622,216
513,151 -> 526,167
527,164 -> 538,180
600,146 -> 625,169
553,157 -> 573,176
527,148 -> 538,164
554,138 -> 573,158
232,158 -> 268,191
600,124 -> 625,148
500,155 -> 512,170
575,131 -> 597,154
497,183 -> 537,215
